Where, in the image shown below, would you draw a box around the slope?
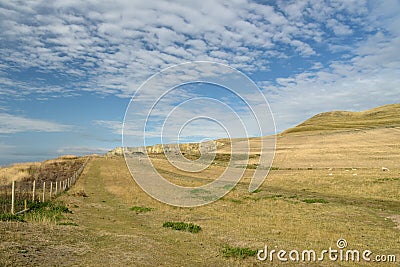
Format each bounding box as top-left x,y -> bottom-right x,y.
282,103 -> 400,135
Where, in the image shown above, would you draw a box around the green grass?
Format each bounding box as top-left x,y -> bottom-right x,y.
229,199 -> 243,204
0,213 -> 25,222
129,206 -> 153,213
302,198 -> 329,204
162,221 -> 202,233
24,201 -> 72,223
222,245 -> 257,259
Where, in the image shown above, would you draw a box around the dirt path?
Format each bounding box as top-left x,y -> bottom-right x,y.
1,156 -> 399,266
0,157 -> 229,267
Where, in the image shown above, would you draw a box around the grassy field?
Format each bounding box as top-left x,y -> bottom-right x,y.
0,105 -> 399,266
283,103 -> 400,134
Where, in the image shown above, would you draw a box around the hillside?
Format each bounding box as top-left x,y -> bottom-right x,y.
282,103 -> 400,135
1,104 -> 399,266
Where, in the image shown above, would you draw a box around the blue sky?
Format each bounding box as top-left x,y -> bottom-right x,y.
0,0 -> 399,165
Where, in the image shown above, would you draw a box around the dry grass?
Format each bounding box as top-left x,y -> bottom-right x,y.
0,162 -> 41,186
0,156 -> 86,186
283,103 -> 400,134
0,106 -> 399,266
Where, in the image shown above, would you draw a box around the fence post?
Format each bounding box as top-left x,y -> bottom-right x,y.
32,180 -> 36,202
55,181 -> 58,195
42,182 -> 46,202
11,181 -> 15,214
50,182 -> 53,199
24,199 -> 27,211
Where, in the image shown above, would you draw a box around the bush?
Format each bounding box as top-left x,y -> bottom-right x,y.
222,245 -> 257,259
162,221 -> 201,233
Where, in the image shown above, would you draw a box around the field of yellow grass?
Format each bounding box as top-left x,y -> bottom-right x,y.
0,162 -> 41,186
0,104 -> 399,266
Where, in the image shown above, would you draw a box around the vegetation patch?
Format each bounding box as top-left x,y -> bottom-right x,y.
130,206 -> 153,213
162,221 -> 201,233
302,198 -> 329,204
229,199 -> 242,204
0,213 -> 25,222
222,245 -> 257,259
24,201 -> 72,223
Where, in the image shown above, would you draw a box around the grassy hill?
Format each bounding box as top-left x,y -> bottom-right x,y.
282,103 -> 400,135
1,103 -> 399,266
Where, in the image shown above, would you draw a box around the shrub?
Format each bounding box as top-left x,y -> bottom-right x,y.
162,221 -> 201,233
222,245 -> 257,259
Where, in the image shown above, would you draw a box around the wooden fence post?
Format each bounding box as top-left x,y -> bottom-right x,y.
11,181 -> 15,214
50,182 -> 53,199
55,181 -> 58,195
42,182 -> 46,202
32,180 -> 36,202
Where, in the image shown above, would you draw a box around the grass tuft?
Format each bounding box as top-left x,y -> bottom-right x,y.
130,206 -> 153,213
162,221 -> 201,233
222,245 -> 257,259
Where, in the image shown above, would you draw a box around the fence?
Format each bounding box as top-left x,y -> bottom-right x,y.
0,157 -> 90,215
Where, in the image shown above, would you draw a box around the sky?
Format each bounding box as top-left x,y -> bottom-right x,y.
0,0 -> 399,165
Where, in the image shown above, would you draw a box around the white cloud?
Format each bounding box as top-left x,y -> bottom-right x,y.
260,32 -> 400,132
326,18 -> 353,35
0,113 -> 73,133
56,146 -> 110,155
0,0 -> 370,98
1,0 -> 399,141
94,120 -> 122,135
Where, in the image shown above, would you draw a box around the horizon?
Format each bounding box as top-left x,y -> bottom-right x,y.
1,1 -> 400,165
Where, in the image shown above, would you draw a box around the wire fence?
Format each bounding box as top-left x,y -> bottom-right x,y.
0,157 -> 90,214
